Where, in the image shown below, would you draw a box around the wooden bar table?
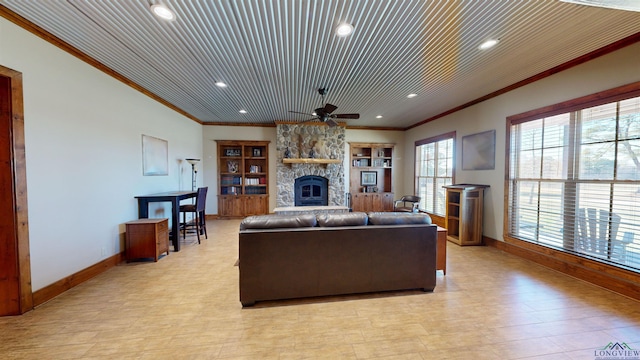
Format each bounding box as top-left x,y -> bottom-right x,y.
135,190 -> 196,251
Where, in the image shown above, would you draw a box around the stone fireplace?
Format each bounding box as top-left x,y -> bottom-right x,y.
294,175 -> 328,206
276,122 -> 345,207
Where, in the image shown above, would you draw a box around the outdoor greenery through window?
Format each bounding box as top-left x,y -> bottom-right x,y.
507,90 -> 640,272
415,132 -> 454,216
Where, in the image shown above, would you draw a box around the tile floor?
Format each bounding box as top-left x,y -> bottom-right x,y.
1,219 -> 639,359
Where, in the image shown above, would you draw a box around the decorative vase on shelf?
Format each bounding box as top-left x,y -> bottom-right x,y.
284,147 -> 291,158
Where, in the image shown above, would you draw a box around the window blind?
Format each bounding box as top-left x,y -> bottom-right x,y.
415,134 -> 454,216
508,96 -> 640,271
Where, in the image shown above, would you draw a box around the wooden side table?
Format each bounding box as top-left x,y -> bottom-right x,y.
436,226 -> 447,274
125,218 -> 169,262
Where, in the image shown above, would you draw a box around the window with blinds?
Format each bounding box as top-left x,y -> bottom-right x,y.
415,133 -> 455,216
507,94 -> 640,272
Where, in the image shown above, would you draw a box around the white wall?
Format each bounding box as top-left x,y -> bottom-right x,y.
1,18 -> 202,290
405,42 -> 640,241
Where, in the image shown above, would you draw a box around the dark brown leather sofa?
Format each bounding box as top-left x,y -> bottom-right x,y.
238,212 -> 437,307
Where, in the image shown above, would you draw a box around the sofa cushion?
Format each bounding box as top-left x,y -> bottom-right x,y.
367,212 -> 432,225
240,214 -> 317,230
317,212 -> 368,227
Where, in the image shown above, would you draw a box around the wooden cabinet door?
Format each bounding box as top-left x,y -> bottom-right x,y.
243,196 -> 268,216
351,193 -> 367,212
382,192 -> 394,211
350,192 -> 395,212
370,193 -> 383,212
219,195 -> 244,217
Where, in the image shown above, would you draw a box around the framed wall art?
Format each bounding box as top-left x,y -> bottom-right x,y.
462,129 -> 496,170
142,134 -> 168,176
361,171 -> 377,186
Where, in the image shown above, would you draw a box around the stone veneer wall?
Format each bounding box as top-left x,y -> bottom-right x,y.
276,123 -> 345,207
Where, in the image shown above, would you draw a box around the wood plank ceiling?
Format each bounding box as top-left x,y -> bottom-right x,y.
2,1 -> 640,128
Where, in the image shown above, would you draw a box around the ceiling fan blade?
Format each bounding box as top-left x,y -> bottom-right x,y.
333,113 -> 360,119
323,103 -> 338,114
325,118 -> 338,127
289,110 -> 313,116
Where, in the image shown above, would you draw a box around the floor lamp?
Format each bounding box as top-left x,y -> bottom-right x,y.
185,158 -> 200,191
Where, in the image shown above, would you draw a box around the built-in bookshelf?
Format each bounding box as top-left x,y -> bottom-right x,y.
216,140 -> 270,218
348,142 -> 395,212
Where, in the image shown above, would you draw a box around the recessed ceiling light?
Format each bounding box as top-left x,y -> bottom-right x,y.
150,4 -> 176,21
335,23 -> 354,37
376,115 -> 383,119
239,110 -> 247,114
215,81 -> 227,88
479,39 -> 500,50
407,93 -> 417,98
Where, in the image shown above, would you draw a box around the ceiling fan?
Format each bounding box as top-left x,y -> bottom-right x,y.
289,88 -> 359,127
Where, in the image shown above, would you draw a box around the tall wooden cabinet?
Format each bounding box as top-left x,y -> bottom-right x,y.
444,184 -> 489,246
216,140 -> 270,218
349,143 -> 394,212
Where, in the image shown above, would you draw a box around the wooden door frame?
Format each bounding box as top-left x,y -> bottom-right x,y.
0,64 -> 33,315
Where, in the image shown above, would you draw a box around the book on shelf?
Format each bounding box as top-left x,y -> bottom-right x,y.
221,176 -> 233,185
222,186 -> 241,195
221,175 -> 241,185
245,187 -> 266,195
352,159 -> 370,167
245,178 -> 261,185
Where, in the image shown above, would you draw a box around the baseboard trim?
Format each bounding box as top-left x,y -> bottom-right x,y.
32,252 -> 124,307
484,236 -> 640,301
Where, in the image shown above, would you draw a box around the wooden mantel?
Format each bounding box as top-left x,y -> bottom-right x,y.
282,158 -> 341,165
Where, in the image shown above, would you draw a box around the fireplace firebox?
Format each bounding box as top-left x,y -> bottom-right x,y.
294,175 -> 328,206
